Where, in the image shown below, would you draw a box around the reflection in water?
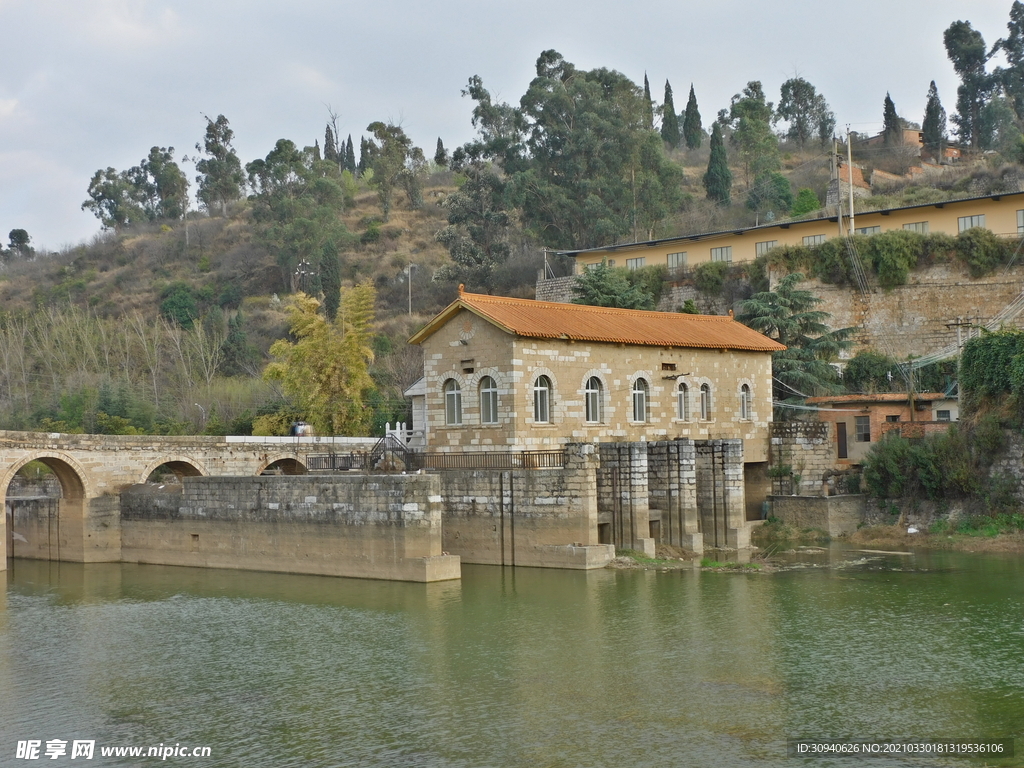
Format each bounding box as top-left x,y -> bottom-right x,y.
1,551 -> 1023,767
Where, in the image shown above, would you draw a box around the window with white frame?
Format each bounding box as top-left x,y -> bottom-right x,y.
958,214 -> 985,232
1018,210 -> 1024,235
677,382 -> 690,420
585,377 -> 603,423
936,410 -> 951,422
739,384 -> 751,420
479,376 -> 498,425
803,234 -> 827,246
533,376 -> 551,423
755,240 -> 777,256
855,226 -> 881,236
667,252 -> 687,270
710,246 -> 732,262
700,383 -> 712,420
444,379 -> 462,425
903,221 -> 929,233
632,378 -> 649,422
583,262 -> 601,272
626,257 -> 645,270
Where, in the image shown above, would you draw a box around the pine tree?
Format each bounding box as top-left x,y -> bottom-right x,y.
643,73 -> 654,130
703,123 -> 731,205
434,137 -> 448,167
345,135 -> 356,174
883,93 -> 902,145
324,125 -> 339,164
922,81 -> 947,154
683,84 -> 703,149
661,80 -> 680,148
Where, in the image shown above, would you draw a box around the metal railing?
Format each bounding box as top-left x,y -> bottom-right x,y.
305,448 -> 567,473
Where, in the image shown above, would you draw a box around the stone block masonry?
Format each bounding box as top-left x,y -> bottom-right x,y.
438,443 -> 615,569
120,475 -> 460,582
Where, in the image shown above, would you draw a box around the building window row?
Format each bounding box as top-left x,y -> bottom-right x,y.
855,225 -> 881,236
803,234 -> 827,246
903,221 -> 929,233
443,376 -> 753,426
667,251 -> 687,270
958,214 -> 985,232
710,246 -> 732,263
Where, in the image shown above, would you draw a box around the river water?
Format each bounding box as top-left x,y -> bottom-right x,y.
1,547 -> 1023,767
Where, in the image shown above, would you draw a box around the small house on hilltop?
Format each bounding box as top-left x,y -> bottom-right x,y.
408,288 -> 785,470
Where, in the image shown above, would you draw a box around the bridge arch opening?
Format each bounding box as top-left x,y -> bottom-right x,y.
260,458 -> 308,475
4,456 -> 87,562
145,461 -> 204,483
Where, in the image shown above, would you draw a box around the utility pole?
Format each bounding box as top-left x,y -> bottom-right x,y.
846,126 -> 855,233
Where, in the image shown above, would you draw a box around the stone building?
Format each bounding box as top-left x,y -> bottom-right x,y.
408,288 -> 784,465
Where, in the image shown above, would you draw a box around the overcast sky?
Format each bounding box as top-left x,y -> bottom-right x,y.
0,0 -> 1015,251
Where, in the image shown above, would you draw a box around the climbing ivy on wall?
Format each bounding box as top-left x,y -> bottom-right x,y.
959,329 -> 1024,414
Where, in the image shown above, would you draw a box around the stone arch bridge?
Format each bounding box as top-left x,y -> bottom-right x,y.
1,430 -> 376,567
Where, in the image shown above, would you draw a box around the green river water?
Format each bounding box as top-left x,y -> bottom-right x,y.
1,547 -> 1023,767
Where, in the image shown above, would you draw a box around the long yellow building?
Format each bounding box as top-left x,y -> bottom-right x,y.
560,190 -> 1024,274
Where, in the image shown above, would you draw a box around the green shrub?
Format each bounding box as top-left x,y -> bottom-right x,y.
956,227 -> 1011,277
863,230 -> 920,289
693,261 -> 730,295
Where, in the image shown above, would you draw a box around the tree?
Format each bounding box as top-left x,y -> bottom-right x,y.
922,81 -> 947,155
434,151 -> 511,291
703,123 -> 731,205
194,114 -> 244,214
883,93 -> 902,145
571,261 -> 655,309
661,80 -> 680,148
130,146 -> 188,220
737,273 -> 854,408
642,73 -> 654,130
264,285 -> 377,436
461,51 -> 682,249
434,137 -> 448,166
997,1 -> 1024,120
791,188 -> 820,216
944,20 -> 995,148
683,84 -> 703,149
363,121 -> 423,221
345,135 -> 356,174
725,81 -> 780,184
324,124 -> 339,164
776,77 -> 834,147
746,171 -> 793,215
219,311 -> 260,377
8,229 -> 31,256
82,167 -> 146,229
357,136 -> 370,176
319,240 -> 342,321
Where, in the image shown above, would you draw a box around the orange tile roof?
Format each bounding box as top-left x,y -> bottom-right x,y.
409,289 -> 787,352
806,392 -> 949,405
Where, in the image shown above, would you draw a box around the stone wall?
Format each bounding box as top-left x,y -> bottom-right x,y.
120,475 -> 460,582
646,440 -> 702,552
771,495 -> 867,536
437,443 -> 614,569
791,262 -> 1024,360
695,439 -> 748,548
769,422 -> 835,496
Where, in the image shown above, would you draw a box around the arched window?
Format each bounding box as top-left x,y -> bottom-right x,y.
677,382 -> 690,421
533,376 -> 551,423
700,383 -> 712,421
444,379 -> 462,425
480,376 -> 498,424
585,376 -> 603,423
632,378 -> 649,422
740,384 -> 751,420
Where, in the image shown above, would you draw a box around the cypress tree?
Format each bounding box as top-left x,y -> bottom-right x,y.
324,125 -> 338,163
320,241 -> 342,321
357,136 -> 370,175
922,81 -> 947,154
434,137 -> 448,167
313,140 -> 321,163
883,92 -> 901,144
661,80 -> 680,148
703,123 -> 731,205
683,84 -> 703,149
345,135 -> 356,174
643,73 -> 654,130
